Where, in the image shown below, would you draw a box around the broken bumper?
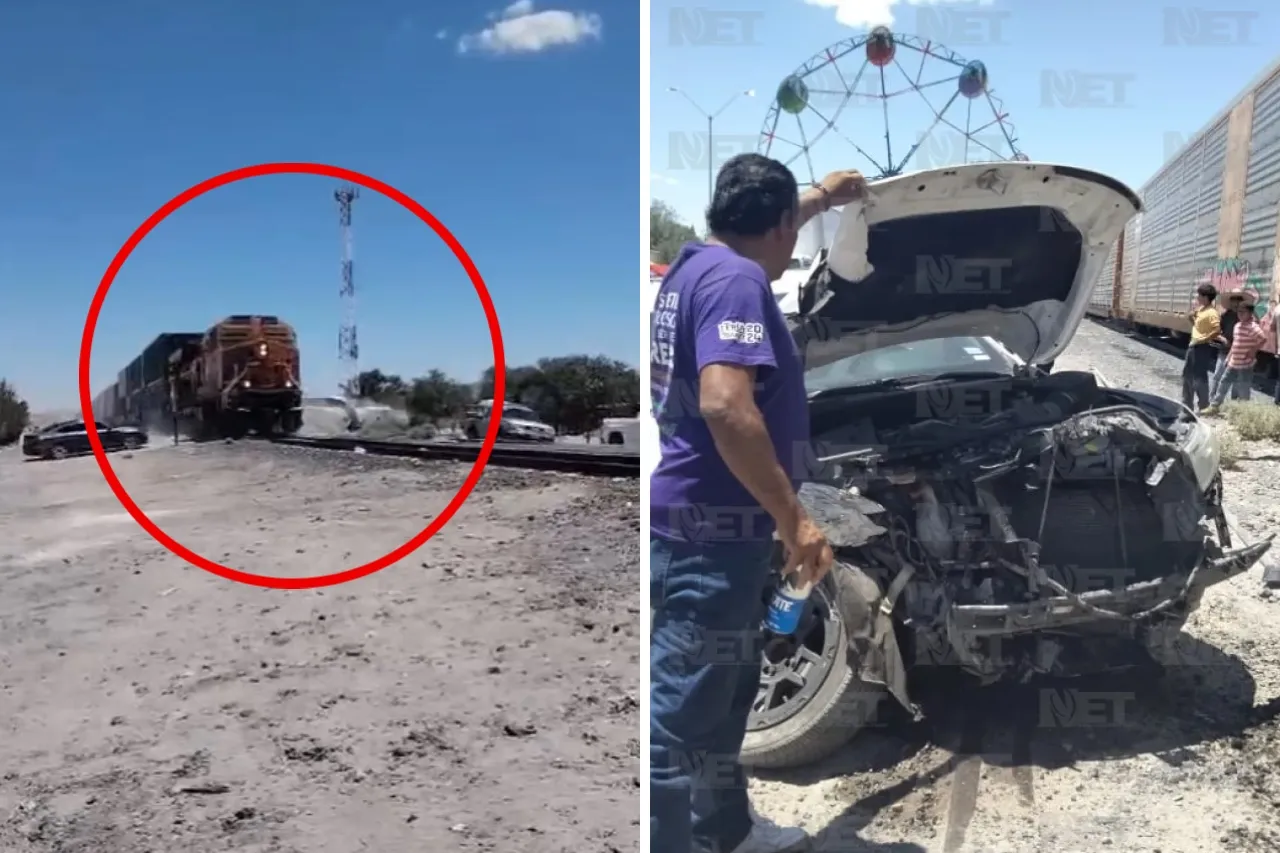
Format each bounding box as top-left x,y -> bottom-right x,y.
950,537 -> 1273,637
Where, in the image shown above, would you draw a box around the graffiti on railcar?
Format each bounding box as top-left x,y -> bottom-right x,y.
1196,256 -> 1276,352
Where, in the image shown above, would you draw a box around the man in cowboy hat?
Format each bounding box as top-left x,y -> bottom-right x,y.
1203,291 -> 1264,415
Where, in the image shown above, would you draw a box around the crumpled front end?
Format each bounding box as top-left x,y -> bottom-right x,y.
806,403 -> 1273,703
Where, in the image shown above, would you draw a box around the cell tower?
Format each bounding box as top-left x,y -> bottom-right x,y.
335,186 -> 359,396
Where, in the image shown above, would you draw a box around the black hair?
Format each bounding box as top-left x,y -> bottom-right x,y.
705,153 -> 799,238
1197,283 -> 1218,301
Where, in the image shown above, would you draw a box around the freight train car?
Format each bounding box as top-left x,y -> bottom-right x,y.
1086,54 -> 1280,378
93,315 -> 303,439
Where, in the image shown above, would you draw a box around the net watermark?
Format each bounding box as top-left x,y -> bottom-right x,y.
1163,130 -> 1192,162
800,65 -> 884,112
1040,70 -> 1135,109
666,132 -> 757,172
1038,688 -> 1134,728
912,130 -> 1012,169
1162,8 -> 1258,46
913,5 -> 1011,46
913,382 -> 1011,419
668,7 -> 763,46
915,254 -> 1014,296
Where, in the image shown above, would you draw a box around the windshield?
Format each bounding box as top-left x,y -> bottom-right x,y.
804,336 -> 1018,393
503,405 -> 541,422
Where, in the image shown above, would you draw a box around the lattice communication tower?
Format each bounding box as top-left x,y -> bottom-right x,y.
335,186 -> 359,395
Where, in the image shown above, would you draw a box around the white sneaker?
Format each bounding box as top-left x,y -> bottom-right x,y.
727,812 -> 812,853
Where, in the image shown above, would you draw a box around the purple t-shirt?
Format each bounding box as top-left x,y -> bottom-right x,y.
650,243 -> 810,543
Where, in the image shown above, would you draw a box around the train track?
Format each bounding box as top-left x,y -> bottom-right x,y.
270,435 -> 640,477
1086,315 -> 1280,391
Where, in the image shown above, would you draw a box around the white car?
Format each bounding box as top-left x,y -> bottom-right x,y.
648,162 -> 1267,770
463,400 -> 555,443
599,416 -> 640,448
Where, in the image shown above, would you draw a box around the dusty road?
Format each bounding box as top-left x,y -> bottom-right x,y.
750,320 -> 1280,853
0,441 -> 639,852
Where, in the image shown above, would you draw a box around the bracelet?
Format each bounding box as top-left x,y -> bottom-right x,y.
811,182 -> 831,211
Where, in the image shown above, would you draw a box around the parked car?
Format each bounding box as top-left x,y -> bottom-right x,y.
726,162 -> 1272,770
462,400 -> 555,442
21,420 -> 148,460
599,416 -> 640,448
596,403 -> 640,448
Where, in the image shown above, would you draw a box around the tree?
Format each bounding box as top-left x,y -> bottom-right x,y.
477,356 -> 639,435
477,364 -> 544,402
406,369 -> 473,425
651,200 -> 699,264
342,369 -> 407,403
344,355 -> 640,438
0,379 -> 30,446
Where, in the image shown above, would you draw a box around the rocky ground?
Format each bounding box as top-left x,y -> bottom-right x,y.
749,320 -> 1280,853
0,441 -> 639,852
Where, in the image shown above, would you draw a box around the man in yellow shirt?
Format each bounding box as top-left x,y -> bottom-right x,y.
1184,283 -> 1223,410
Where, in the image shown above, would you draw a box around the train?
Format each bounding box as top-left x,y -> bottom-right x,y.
1085,54 -> 1280,379
92,314 -> 304,439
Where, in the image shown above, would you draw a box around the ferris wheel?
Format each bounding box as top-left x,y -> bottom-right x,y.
758,27 -> 1026,183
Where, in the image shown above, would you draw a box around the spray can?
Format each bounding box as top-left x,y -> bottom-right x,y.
764,575 -> 816,635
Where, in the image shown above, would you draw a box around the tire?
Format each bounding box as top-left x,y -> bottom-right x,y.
48,444 -> 69,460
740,569 -> 887,770
123,436 -> 141,451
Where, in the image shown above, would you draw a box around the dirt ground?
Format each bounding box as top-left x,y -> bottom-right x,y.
0,441 -> 640,852
748,320 -> 1280,853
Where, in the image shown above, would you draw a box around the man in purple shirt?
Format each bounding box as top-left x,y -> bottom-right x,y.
650,154 -> 866,853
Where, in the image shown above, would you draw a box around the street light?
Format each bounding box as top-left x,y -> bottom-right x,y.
667,87 -> 756,204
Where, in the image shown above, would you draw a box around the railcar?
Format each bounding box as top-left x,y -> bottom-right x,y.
93,315 -> 303,439
1085,54 -> 1280,378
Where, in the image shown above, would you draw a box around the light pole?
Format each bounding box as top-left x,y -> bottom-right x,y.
667,87 -> 755,205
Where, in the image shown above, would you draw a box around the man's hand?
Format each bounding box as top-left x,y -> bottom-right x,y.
817,169 -> 868,207
779,513 -> 834,589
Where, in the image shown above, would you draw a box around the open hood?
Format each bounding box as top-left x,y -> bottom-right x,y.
788,162 -> 1142,367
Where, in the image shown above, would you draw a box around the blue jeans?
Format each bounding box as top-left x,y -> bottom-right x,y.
1211,365 -> 1253,405
1209,350 -> 1229,399
650,536 -> 775,853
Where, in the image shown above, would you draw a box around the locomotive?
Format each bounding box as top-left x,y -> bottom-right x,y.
92,315 -> 303,438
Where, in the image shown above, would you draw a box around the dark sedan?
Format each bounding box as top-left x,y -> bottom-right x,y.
21,420 -> 148,460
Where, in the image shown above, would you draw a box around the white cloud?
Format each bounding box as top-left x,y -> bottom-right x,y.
803,0 -> 994,28
459,1 -> 602,55
650,172 -> 680,186
436,29 -> 449,40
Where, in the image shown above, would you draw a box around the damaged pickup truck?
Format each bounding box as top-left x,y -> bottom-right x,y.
742,162 -> 1274,770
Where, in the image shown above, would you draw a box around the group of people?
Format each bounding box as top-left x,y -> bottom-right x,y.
1182,282 -> 1276,415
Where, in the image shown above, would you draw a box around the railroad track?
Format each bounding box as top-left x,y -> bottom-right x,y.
1087,315 -> 1280,395
270,435 -> 640,477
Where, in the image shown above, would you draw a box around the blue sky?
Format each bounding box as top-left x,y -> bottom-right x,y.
0,0 -> 638,411
651,0 -> 1280,229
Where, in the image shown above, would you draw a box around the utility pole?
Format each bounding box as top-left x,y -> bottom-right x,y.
335,186 -> 359,397
667,87 -> 755,208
